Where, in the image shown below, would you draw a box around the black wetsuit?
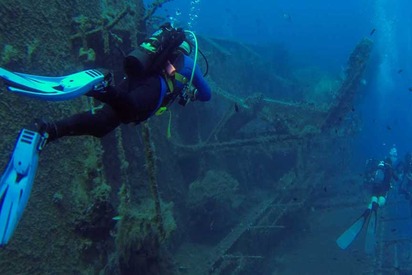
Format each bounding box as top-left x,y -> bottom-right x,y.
45,54 -> 211,141
48,76 -> 161,140
372,161 -> 398,197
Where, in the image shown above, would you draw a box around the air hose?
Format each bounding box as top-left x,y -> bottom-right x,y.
184,30 -> 199,91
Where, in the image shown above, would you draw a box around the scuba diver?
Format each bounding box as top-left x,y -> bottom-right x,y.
389,145 -> 398,165
398,152 -> 412,199
0,23 -> 211,245
36,25 -> 211,142
337,155 -> 399,253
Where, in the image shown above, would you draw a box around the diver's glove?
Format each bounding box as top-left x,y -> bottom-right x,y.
178,87 -> 198,106
188,88 -> 198,101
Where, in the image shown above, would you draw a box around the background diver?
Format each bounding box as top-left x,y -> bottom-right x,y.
396,152 -> 412,199
336,154 -> 399,253
0,23 -> 211,246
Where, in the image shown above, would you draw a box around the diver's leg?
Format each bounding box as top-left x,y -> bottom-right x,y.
39,105 -> 121,142
368,196 -> 379,210
378,196 -> 386,207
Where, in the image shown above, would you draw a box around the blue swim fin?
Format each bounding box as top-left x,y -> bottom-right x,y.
0,129 -> 46,246
0,68 -> 104,101
364,209 -> 377,254
336,209 -> 371,250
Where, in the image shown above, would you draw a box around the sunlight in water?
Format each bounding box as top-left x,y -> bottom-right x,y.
374,0 -> 398,114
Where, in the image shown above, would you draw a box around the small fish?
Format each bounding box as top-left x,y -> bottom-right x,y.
234,103 -> 239,112
370,28 -> 376,36
293,197 -> 298,201
387,125 -> 392,131
323,186 -> 327,192
409,87 -> 412,92
398,69 -> 403,74
283,13 -> 292,22
112,216 -> 122,221
351,107 -> 355,112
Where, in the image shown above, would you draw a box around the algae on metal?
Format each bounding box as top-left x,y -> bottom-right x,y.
115,184 -> 176,274
0,0 -> 375,274
0,0 -> 149,273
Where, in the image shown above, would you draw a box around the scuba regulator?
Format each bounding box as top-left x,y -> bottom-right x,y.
178,87 -> 198,106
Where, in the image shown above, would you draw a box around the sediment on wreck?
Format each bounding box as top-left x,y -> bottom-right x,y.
0,1 -> 374,274
321,38 -> 374,131
0,0 -> 148,273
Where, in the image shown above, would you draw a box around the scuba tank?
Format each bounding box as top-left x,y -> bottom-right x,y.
364,158 -> 380,185
374,168 -> 385,184
123,23 -> 186,77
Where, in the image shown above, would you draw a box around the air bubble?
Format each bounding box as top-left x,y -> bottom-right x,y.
188,0 -> 201,30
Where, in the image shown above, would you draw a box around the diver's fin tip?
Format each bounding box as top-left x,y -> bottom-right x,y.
0,128 -> 43,245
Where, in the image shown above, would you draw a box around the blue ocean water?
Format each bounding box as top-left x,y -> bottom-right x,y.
4,1 -> 412,273
355,0 -> 412,165
148,0 -> 412,169
142,2 -> 412,271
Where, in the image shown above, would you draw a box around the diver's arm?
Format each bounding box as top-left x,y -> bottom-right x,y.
182,55 -> 211,102
192,64 -> 211,101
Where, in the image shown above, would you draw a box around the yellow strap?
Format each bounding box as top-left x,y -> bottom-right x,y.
164,73 -> 188,93
155,106 -> 167,116
163,72 -> 187,95
166,76 -> 174,93
167,110 -> 172,139
156,72 -> 189,118
155,74 -> 174,116
154,108 -> 172,138
175,73 -> 188,84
